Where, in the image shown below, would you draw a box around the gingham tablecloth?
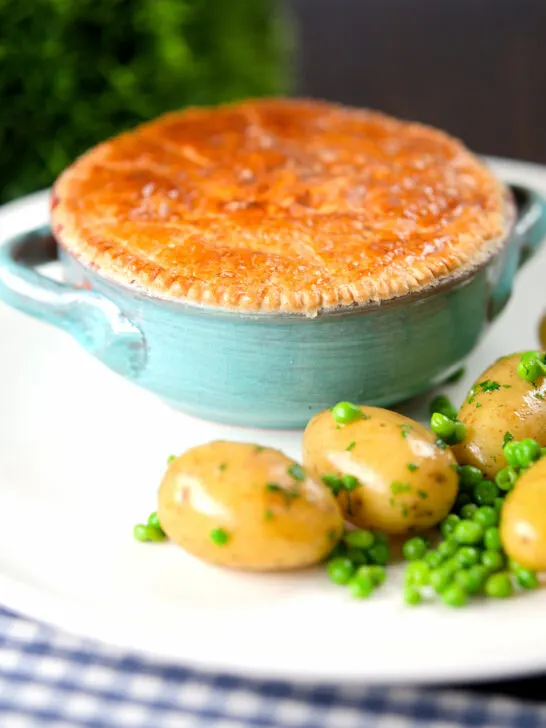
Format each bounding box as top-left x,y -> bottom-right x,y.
1,608 -> 545,728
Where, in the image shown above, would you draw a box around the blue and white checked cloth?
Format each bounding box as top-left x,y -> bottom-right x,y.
1,608 -> 545,728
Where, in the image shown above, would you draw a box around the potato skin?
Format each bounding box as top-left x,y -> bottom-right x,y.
501,456 -> 546,571
452,353 -> 546,479
157,441 -> 343,571
302,406 -> 458,535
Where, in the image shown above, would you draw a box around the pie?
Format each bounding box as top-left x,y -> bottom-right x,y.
51,98 -> 511,315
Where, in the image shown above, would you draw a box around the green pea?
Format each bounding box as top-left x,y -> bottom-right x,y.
453,493 -> 472,513
518,438 -> 542,467
430,412 -> 456,440
210,528 -> 230,546
429,395 -> 458,421
327,541 -> 346,559
441,557 -> 461,577
348,573 -> 374,599
368,542 -> 390,565
495,466 -> 518,492
453,520 -> 484,545
460,503 -> 478,520
494,497 -> 505,513
133,524 -> 166,542
515,568 -> 540,590
452,421 -> 467,444
402,536 -> 428,561
404,586 -> 422,606
517,351 -> 546,384
455,546 -> 480,568
405,560 -> 430,586
440,514 -> 460,539
455,565 -> 487,594
133,524 -> 149,542
503,441 -> 523,469
369,565 -> 387,586
332,401 -> 363,424
425,551 -> 443,569
344,529 -> 375,550
473,480 -> 499,506
441,583 -> 468,607
481,550 -> 505,572
484,526 -> 502,551
345,548 -> 368,566
356,565 -> 386,587
484,572 -> 514,598
437,540 -> 458,559
327,557 -> 355,585
473,506 -> 498,528
429,567 -> 453,593
147,511 -> 163,530
458,465 -> 484,488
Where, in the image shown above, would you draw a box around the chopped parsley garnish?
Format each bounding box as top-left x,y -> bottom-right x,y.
219,463 -> 227,471
210,528 -> 230,546
255,445 -> 264,453
321,473 -> 342,495
264,509 -> 274,521
535,392 -> 545,401
503,432 -> 514,446
478,380 -> 501,393
417,490 -> 428,500
266,483 -> 299,505
167,455 -> 176,463
341,474 -> 359,491
287,463 -> 305,481
391,481 -> 412,495
407,463 -> 419,472
400,424 -> 413,439
346,441 -> 356,451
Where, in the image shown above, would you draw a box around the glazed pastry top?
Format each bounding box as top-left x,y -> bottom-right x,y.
52,98 -> 510,314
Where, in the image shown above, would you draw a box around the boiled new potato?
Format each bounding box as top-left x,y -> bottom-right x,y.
157,441 -> 343,571
501,456 -> 546,571
302,405 -> 458,535
453,353 -> 546,479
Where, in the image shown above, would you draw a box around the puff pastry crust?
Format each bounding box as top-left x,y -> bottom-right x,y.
51,98 -> 511,314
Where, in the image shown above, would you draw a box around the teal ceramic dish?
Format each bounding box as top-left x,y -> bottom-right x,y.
0,183 -> 545,429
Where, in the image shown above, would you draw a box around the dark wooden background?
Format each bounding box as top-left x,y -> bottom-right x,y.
291,0 -> 546,162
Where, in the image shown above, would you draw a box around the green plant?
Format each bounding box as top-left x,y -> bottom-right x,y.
0,0 -> 290,202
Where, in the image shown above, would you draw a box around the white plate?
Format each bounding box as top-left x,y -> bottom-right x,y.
1,158 -> 546,686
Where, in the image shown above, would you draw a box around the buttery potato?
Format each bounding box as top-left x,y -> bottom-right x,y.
452,353 -> 546,479
501,456 -> 546,571
302,406 -> 458,535
157,441 -> 343,571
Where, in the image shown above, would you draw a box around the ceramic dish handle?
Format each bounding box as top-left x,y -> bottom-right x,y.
511,183 -> 546,266
488,183 -> 546,321
0,227 -> 146,377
